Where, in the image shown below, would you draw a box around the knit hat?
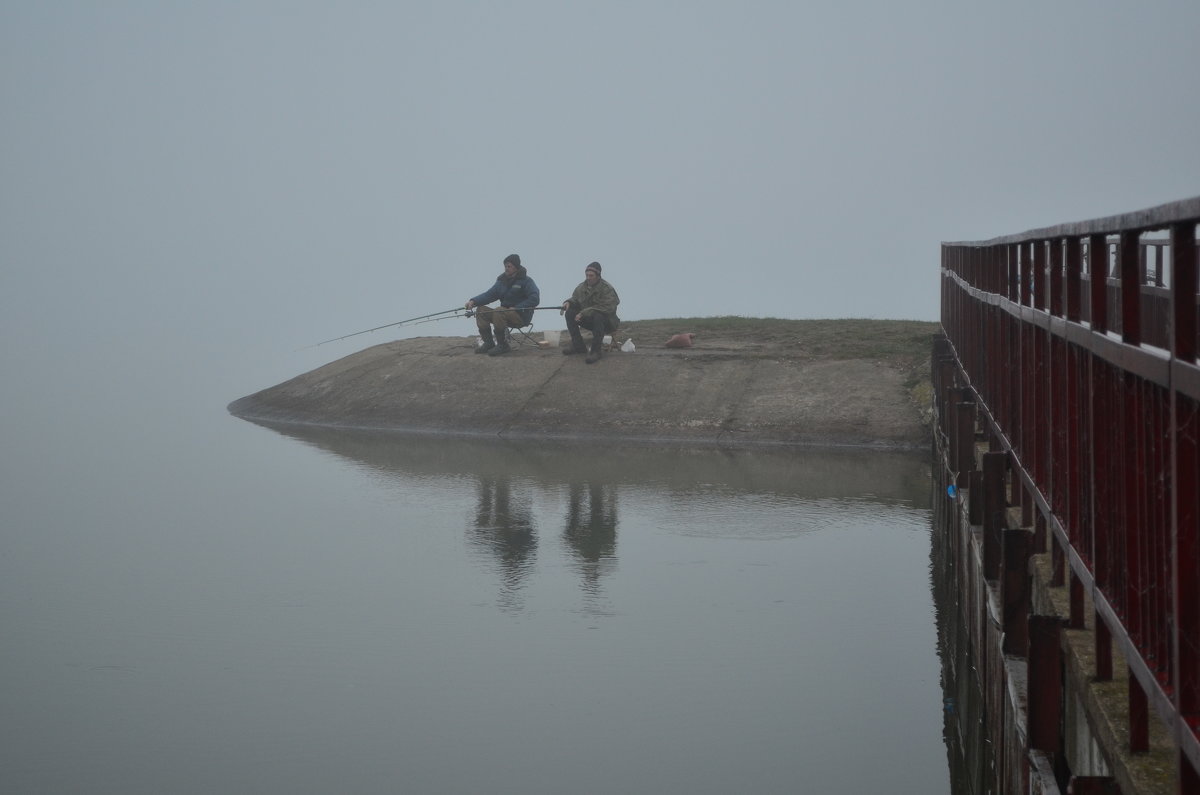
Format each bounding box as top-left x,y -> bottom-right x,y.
504,254 -> 521,267
585,261 -> 601,275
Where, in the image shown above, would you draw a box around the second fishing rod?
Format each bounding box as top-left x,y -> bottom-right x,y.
412,306 -> 567,326
312,305 -> 566,348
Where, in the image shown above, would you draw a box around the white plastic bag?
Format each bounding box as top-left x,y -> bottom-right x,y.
621,338 -> 635,353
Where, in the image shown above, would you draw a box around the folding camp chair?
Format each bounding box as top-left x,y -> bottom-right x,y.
506,319 -> 539,348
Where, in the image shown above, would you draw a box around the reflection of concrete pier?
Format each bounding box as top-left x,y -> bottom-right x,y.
238,420 -> 931,506
935,196 -> 1200,794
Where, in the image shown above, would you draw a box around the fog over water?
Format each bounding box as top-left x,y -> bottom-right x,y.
2,3 -> 1197,792
3,2 -> 1197,407
4,2 -> 1197,473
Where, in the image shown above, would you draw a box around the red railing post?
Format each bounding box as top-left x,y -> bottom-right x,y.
968,468 -> 984,526
1120,231 -> 1142,345
1090,234 -> 1109,334
1035,240 -> 1048,312
1052,531 -> 1066,587
983,451 -> 1006,581
1130,668 -> 1149,752
1172,222 -> 1197,361
1008,243 -> 1020,302
1050,238 -> 1064,317
1003,527 -> 1032,656
1029,615 -> 1066,752
1096,611 -> 1113,681
1067,236 -> 1083,323
1022,241 -> 1035,307
1066,777 -> 1119,794
956,399 -> 976,488
1070,568 -> 1085,630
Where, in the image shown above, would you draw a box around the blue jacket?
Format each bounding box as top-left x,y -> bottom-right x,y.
471,265 -> 540,325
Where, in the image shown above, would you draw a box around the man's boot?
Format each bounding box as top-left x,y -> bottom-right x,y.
475,328 -> 495,354
585,321 -> 604,363
563,330 -> 588,355
487,339 -> 511,356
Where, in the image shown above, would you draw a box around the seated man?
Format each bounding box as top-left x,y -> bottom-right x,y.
561,261 -> 620,364
465,254 -> 540,356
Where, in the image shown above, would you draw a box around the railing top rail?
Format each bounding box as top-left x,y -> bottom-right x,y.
942,194 -> 1200,248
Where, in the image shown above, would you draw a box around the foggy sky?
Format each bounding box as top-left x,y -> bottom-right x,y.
2,1 -> 1199,398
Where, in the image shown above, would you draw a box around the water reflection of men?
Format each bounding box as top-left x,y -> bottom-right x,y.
470,477 -> 537,611
563,482 -> 618,598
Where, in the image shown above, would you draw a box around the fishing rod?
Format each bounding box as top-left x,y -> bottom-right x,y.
309,307 -> 462,348
410,310 -> 475,326
310,306 -> 569,348
414,306 -> 567,325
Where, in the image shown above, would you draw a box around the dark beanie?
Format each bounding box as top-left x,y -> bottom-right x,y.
504,254 -> 521,267
586,261 -> 601,275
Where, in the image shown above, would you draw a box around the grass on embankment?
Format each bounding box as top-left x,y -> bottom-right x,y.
619,316 -> 938,365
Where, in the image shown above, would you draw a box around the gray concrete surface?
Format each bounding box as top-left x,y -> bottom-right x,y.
228,334 -> 930,449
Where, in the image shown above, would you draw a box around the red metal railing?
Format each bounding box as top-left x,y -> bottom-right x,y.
939,195 -> 1200,787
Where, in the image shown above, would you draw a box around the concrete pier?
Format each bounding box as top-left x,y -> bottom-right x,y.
228,322 -> 935,449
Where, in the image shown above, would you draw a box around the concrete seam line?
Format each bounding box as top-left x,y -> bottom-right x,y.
497,355 -> 572,438
719,359 -> 760,433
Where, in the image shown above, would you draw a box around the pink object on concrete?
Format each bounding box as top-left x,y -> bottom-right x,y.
665,333 -> 696,348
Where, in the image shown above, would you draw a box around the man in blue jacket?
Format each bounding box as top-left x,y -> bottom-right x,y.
465,254 -> 540,356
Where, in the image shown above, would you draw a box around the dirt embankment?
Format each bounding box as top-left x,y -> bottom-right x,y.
228,318 -> 941,450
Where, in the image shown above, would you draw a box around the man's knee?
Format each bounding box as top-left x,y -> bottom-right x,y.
476,306 -> 500,327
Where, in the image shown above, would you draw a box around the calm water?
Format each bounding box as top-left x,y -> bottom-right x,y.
3,386 -> 948,793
